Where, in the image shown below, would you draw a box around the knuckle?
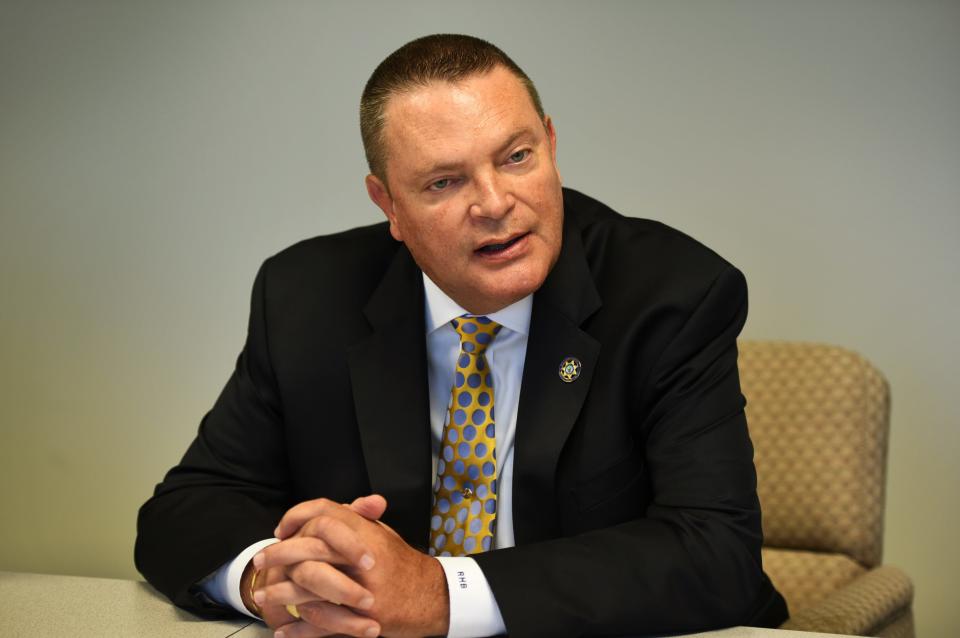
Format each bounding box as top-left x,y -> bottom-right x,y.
315,517 -> 333,535
308,515 -> 331,535
289,560 -> 333,595
305,537 -> 330,555
302,517 -> 320,537
287,562 -> 309,586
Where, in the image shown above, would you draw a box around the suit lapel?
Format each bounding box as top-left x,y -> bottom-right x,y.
347,246 -> 432,549
345,202 -> 603,548
512,212 -> 602,544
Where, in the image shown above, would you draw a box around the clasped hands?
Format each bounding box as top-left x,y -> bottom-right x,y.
245,495 -> 449,638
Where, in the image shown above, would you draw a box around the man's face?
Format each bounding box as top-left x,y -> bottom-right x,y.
365,65 -> 563,315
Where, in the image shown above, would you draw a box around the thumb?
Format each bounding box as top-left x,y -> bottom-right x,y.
348,494 -> 388,520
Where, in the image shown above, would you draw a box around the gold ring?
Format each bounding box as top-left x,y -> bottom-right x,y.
286,604 -> 301,619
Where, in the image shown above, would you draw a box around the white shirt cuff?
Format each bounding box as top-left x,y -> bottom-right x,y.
436,556 -> 506,638
199,538 -> 279,619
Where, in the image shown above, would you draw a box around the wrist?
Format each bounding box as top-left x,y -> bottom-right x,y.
239,560 -> 262,617
425,556 -> 450,636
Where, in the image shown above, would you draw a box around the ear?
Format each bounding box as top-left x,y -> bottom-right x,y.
543,115 -> 561,183
365,174 -> 403,242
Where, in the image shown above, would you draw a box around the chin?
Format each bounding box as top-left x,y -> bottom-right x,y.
490,273 -> 547,306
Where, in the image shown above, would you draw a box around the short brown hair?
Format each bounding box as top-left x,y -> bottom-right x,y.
360,34 -> 545,182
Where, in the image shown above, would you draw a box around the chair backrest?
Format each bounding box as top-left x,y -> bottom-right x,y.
738,341 -> 890,568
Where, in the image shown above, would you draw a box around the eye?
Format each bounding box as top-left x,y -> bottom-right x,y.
507,149 -> 529,164
428,178 -> 451,192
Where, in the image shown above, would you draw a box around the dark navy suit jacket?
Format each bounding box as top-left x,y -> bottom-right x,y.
136,188 -> 787,636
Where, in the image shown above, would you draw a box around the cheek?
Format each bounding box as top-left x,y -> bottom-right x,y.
416,224 -> 465,268
423,223 -> 459,257
526,172 -> 562,218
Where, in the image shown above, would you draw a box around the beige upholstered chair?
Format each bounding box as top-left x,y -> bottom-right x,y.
738,341 -> 914,637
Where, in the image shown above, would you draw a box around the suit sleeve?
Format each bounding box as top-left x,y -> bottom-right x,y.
474,266 -> 785,636
135,259 -> 290,617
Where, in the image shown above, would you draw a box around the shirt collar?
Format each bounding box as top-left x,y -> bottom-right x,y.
422,273 -> 532,337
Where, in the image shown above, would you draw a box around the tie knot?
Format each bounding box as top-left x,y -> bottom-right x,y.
452,315 -> 502,354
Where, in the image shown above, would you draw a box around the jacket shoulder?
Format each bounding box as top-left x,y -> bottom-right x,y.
565,188 -> 734,272
268,220 -> 397,275
259,220 -> 400,306
563,188 -> 743,304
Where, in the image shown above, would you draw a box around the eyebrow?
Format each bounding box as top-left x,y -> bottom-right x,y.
415,127 -> 537,178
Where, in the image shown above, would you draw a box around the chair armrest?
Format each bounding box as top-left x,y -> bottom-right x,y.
782,564 -> 913,636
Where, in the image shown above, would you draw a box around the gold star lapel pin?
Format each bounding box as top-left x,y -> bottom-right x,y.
558,357 -> 582,383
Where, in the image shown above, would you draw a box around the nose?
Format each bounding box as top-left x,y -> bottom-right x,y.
469,170 -> 515,221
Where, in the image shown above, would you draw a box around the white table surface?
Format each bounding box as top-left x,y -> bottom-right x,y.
0,571 -> 855,638
228,627 -> 862,638
0,571 -> 250,637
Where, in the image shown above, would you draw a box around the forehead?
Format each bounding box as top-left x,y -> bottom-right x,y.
381,67 -> 541,174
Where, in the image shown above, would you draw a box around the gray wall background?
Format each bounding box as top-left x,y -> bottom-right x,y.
1,1 -> 957,635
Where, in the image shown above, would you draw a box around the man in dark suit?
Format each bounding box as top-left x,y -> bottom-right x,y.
136,34 -> 787,638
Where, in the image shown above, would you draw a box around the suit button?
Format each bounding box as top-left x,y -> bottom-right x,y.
461,487 -> 473,499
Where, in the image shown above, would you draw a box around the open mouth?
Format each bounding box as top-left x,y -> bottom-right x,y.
476,233 -> 529,256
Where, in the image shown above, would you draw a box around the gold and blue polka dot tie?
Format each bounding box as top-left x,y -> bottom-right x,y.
429,315 -> 502,556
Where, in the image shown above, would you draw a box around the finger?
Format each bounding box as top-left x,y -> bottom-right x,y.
298,600 -> 381,638
297,514 -> 375,571
254,536 -> 350,571
348,494 -> 387,521
273,501 -> 376,572
260,567 -> 301,629
272,619 -> 328,638
287,560 -> 375,610
255,578 -> 326,608
262,603 -> 299,631
275,498 -> 344,539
